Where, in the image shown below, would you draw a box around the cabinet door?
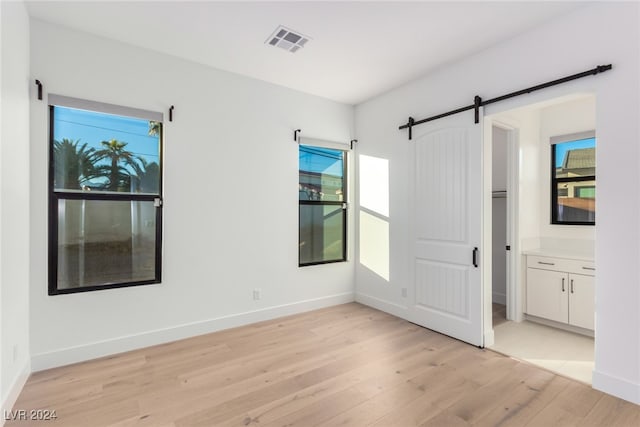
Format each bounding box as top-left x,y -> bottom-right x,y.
526,268 -> 568,323
569,274 -> 595,330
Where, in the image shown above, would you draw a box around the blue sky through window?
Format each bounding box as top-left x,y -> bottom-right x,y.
53,106 -> 160,166
299,145 -> 343,177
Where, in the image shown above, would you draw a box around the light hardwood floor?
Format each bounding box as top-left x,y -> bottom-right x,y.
7,303 -> 639,426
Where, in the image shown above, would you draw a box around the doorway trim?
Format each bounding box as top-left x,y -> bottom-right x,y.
494,120 -> 522,323
483,117 -> 522,346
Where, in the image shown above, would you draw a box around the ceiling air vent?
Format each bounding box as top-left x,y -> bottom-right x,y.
265,25 -> 310,53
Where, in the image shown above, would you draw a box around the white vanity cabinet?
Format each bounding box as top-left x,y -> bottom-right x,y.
526,255 -> 595,330
568,274 -> 595,330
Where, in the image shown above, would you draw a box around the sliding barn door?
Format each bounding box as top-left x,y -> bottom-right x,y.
409,113 -> 483,347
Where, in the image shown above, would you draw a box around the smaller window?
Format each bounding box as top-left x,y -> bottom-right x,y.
551,132 -> 596,225
299,144 -> 347,266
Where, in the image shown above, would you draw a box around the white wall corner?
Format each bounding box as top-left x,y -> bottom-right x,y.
31,292 -> 354,372
0,361 -> 30,426
592,369 -> 640,405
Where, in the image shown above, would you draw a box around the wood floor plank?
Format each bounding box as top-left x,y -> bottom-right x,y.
444,362 -> 536,423
257,385 -> 371,427
167,327 -> 432,426
581,393 -> 640,427
472,368 -> 566,427
215,335 -> 450,427
369,363 -> 483,426
317,363 -> 460,427
420,409 -> 469,427
120,321 -> 416,425
5,303 -> 639,427
523,380 -> 606,427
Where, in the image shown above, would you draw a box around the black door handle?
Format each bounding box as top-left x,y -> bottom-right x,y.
472,247 -> 478,268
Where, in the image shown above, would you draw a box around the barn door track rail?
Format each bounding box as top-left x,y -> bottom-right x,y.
399,64 -> 612,140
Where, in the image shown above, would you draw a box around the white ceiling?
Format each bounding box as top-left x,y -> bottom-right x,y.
25,1 -> 585,105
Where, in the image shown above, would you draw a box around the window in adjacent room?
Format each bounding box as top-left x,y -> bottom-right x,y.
551,131 -> 596,225
299,144 -> 347,266
48,95 -> 163,294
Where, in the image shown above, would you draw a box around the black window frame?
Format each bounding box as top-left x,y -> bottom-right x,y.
48,96 -> 164,295
298,144 -> 348,267
550,131 -> 596,226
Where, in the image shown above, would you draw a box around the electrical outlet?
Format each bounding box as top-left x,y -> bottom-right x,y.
253,288 -> 261,300
401,288 -> 407,298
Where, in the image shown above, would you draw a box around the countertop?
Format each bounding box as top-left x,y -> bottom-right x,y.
522,248 -> 595,262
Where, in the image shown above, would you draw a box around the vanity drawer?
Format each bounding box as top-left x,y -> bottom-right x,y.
527,255 -> 595,275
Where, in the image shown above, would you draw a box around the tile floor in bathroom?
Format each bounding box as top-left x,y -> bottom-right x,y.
489,303 -> 595,384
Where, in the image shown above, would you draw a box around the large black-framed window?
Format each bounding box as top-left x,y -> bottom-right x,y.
551,131 -> 596,225
299,144 -> 347,266
48,95 -> 163,295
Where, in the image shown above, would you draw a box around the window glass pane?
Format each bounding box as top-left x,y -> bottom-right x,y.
554,137 -> 595,179
299,145 -> 344,201
57,199 -> 157,289
555,182 -> 596,223
299,204 -> 345,264
53,106 -> 161,194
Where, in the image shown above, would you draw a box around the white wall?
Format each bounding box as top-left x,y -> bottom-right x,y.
355,3 -> 639,404
29,20 -> 355,370
492,127 -> 508,192
0,0 -> 31,418
515,109 -> 543,250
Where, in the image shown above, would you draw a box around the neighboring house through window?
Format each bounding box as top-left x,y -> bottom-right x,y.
551,131 -> 596,225
48,95 -> 163,294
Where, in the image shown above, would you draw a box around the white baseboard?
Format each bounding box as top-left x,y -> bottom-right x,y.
1,361 -> 30,426
492,292 -> 506,305
592,369 -> 640,405
31,292 -> 354,372
355,293 -> 409,319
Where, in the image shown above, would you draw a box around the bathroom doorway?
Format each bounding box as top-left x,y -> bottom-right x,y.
486,94 -> 597,384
